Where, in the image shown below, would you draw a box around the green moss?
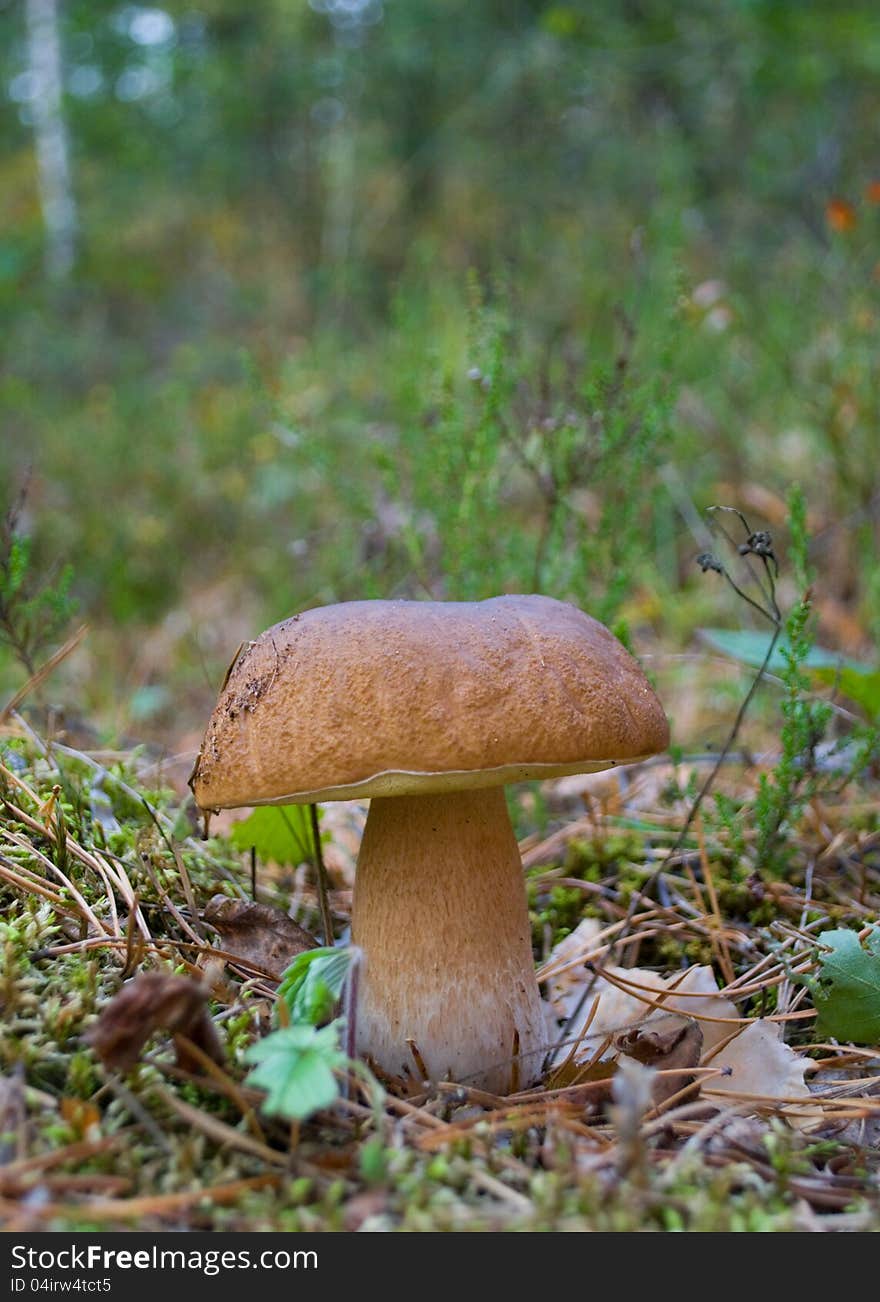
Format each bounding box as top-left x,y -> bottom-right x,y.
532,884 -> 586,944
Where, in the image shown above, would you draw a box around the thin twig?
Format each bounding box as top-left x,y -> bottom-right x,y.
310,803 -> 334,946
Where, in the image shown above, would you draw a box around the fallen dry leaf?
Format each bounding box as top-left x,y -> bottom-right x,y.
706,1020 -> 811,1113
203,896 -> 318,980
550,1013 -> 702,1109
86,972 -> 224,1073
545,919 -> 810,1121
615,1013 -> 703,1107
546,917 -> 738,1055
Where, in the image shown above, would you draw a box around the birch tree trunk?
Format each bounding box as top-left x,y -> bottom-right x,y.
25,0 -> 77,279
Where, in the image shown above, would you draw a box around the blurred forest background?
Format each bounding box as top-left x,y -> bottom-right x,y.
2,0 -> 880,754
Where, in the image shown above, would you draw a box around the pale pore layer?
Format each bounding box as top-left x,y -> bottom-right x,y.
351,788 -> 547,1093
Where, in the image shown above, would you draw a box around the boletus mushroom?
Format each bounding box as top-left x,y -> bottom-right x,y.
190,595 -> 669,1092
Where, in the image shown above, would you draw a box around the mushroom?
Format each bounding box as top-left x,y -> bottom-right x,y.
190,595 -> 669,1092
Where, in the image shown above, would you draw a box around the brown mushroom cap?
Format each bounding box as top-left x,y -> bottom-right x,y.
190,594 -> 669,810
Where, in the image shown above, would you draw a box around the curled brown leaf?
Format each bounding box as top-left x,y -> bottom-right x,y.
203,896 -> 318,980
86,972 -> 224,1073
615,1013 -> 703,1107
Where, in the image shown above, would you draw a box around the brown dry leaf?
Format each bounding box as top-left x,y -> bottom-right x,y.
615,1013 -> 703,1108
706,1021 -> 812,1117
545,920 -> 810,1122
546,917 -> 738,1055
86,972 -> 224,1073
203,896 -> 318,979
552,1014 -> 703,1110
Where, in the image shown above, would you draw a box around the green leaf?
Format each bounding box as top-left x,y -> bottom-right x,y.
229,804 -> 313,866
812,927 -> 880,1044
243,1021 -> 346,1120
277,946 -> 353,1027
814,666 -> 880,722
699,628 -> 869,675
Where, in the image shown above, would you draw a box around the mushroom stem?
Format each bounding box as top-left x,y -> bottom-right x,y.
352,787 -> 547,1092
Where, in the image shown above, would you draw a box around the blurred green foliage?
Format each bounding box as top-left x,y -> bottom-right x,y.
2,0 -> 880,726
0,485 -> 77,674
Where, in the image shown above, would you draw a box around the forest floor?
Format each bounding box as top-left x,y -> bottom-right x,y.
2,654 -> 879,1232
